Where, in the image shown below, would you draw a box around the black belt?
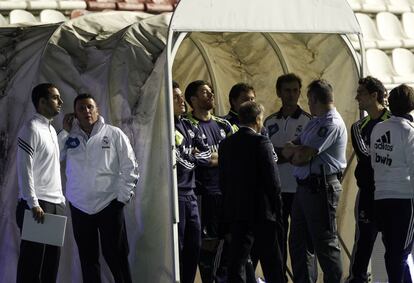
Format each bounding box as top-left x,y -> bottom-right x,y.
296,173 -> 342,186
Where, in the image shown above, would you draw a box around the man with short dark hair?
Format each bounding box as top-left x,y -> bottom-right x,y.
283,79 -> 347,283
371,84 -> 414,283
184,80 -> 234,283
59,94 -> 138,283
264,73 -> 313,282
219,101 -> 285,283
224,83 -> 256,127
173,81 -> 211,283
347,76 -> 390,283
16,83 -> 66,283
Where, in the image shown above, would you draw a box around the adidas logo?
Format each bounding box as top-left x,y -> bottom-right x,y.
374,130 -> 393,151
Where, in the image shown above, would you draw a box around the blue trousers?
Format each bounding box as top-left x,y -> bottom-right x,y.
178,192 -> 201,283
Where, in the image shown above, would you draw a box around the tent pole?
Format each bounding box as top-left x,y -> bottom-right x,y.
262,32 -> 289,74
189,37 -> 221,114
166,28 -> 181,283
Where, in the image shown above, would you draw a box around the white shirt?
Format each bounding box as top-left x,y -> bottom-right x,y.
59,116 -> 139,214
17,113 -> 65,208
264,107 -> 312,193
371,115 -> 414,200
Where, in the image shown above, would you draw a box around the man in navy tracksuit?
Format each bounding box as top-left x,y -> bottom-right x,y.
347,76 -> 390,283
173,81 -> 211,283
184,80 -> 234,283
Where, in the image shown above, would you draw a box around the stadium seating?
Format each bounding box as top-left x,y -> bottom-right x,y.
361,0 -> 387,13
9,9 -> 37,24
387,0 -> 412,14
355,13 -> 401,48
376,12 -> 414,48
40,8 -> 66,22
402,12 -> 414,38
366,48 -> 414,84
392,48 -> 414,78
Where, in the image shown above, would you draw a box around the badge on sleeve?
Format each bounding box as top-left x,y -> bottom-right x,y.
317,126 -> 328,137
268,124 -> 279,136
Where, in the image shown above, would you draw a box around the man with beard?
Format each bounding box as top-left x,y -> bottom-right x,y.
16,83 -> 66,283
185,80 -> 234,283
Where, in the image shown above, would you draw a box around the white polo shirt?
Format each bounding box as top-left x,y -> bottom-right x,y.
264,106 -> 312,193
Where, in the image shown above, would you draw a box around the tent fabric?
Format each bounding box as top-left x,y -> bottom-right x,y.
170,0 -> 362,34
0,3 -> 362,282
0,12 -> 176,283
171,31 -> 361,277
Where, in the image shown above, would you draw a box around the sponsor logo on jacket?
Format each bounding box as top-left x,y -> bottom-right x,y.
374,130 -> 393,166
102,136 -> 110,149
66,137 -> 80,149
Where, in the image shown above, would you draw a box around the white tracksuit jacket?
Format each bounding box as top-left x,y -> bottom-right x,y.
58,116 -> 139,214
370,115 -> 414,200
17,113 -> 65,208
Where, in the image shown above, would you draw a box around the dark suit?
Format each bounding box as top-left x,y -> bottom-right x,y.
219,127 -> 285,283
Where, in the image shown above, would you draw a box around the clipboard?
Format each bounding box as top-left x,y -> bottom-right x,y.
21,210 -> 67,247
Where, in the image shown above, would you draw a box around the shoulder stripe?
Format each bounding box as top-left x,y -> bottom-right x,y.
264,112 -> 280,122
184,113 -> 199,126
212,115 -> 229,124
351,122 -> 369,157
301,111 -> 312,119
18,138 -> 34,157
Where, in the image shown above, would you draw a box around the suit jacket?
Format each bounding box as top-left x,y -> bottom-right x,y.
219,127 -> 282,223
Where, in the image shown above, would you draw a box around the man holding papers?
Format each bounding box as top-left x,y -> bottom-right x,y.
16,83 -> 66,283
59,93 -> 139,283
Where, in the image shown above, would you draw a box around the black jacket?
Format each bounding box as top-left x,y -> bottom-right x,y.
219,127 -> 282,223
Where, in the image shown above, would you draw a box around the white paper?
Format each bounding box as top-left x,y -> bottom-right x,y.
21,210 -> 67,247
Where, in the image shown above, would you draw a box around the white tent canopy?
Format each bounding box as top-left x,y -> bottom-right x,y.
0,0 -> 364,282
166,0 -> 363,281
170,0 -> 361,34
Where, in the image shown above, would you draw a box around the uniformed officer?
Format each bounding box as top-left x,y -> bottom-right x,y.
370,84 -> 414,283
264,73 -> 314,282
282,79 -> 347,283
347,76 -> 390,283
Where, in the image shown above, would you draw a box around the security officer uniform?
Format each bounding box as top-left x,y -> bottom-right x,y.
290,108 -> 347,283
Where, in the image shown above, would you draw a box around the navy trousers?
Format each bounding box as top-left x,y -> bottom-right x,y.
347,187 -> 378,283
70,200 -> 132,283
16,199 -> 65,283
178,192 -> 201,283
375,199 -> 414,283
